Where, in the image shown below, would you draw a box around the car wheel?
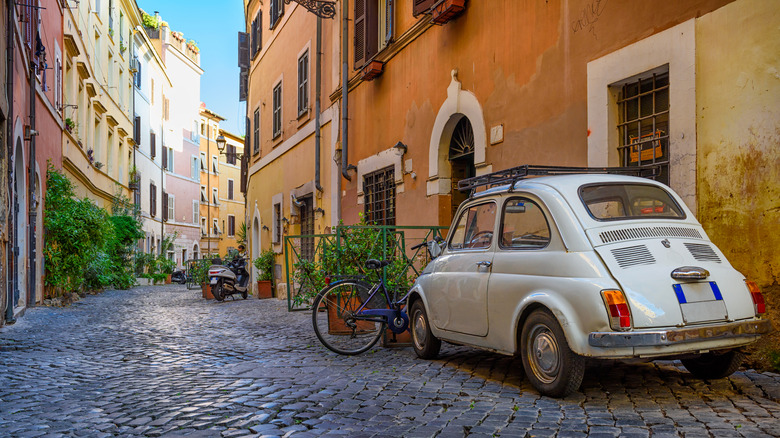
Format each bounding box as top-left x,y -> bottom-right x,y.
521,309 -> 584,398
410,300 -> 441,359
681,350 -> 743,380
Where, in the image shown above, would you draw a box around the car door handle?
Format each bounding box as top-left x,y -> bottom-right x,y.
476,261 -> 492,268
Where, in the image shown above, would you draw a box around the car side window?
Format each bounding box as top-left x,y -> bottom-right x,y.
449,202 -> 497,250
500,198 -> 550,249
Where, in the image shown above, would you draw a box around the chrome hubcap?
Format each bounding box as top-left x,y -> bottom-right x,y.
528,324 -> 559,384
413,310 -> 426,349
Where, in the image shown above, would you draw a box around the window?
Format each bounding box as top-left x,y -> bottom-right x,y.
616,70 -> 670,185
253,108 -> 260,155
162,192 -> 168,221
162,146 -> 173,172
449,203 -> 496,250
55,54 -> 62,111
273,203 -> 282,244
297,50 -> 309,116
200,185 -> 207,203
192,200 -> 199,225
200,121 -> 206,136
228,179 -> 234,200
201,217 -> 207,235
213,218 -> 221,235
149,182 -> 157,217
363,166 -> 395,225
191,156 -> 199,180
272,83 -> 282,139
212,155 -> 218,173
579,183 -> 685,221
270,0 -> 284,29
134,61 -> 142,88
500,199 -> 550,249
228,215 -> 235,237
226,144 -> 237,165
150,131 -> 156,158
200,152 -> 207,171
167,194 -> 175,222
354,0 -> 393,68
251,10 -> 262,57
163,96 -> 170,121
212,187 -> 219,205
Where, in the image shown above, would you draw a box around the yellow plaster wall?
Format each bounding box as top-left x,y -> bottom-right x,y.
695,0 -> 780,289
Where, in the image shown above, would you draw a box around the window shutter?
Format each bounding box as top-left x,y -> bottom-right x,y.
162,192 -> 168,221
413,0 -> 435,16
354,0 -> 379,68
354,0 -> 367,68
134,116 -> 141,145
150,182 -> 156,217
228,179 -> 234,200
255,10 -> 262,52
240,147 -> 248,194
150,132 -> 156,158
162,146 -> 168,169
239,67 -> 248,102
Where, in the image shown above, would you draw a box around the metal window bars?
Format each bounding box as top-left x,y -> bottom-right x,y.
457,164 -> 661,197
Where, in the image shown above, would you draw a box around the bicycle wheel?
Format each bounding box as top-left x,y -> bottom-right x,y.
312,280 -> 387,355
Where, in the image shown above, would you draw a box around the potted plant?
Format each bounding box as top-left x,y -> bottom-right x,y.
128,165 -> 140,189
64,118 -> 75,133
158,255 -> 176,284
253,249 -> 275,299
189,260 -> 212,298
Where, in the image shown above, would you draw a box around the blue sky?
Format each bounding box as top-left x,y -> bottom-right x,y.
137,0 -> 246,135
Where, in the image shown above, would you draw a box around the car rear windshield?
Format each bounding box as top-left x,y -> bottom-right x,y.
579,183 -> 685,221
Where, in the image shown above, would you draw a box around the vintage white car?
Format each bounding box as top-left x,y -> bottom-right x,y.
407,166 -> 771,397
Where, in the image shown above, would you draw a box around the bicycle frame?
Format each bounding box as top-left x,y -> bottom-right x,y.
332,278 -> 409,334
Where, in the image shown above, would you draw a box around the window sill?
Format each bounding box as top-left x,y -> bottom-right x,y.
272,132 -> 283,147
297,109 -> 311,127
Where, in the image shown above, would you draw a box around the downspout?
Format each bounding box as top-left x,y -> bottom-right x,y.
6,0 -> 16,324
314,16 -> 322,192
340,0 -> 353,181
28,26 -> 37,309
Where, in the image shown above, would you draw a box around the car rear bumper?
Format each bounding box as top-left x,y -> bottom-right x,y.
588,319 -> 772,348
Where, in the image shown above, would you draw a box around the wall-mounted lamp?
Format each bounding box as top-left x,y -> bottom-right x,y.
282,217 -> 290,224
314,207 -> 325,216
24,126 -> 39,140
393,141 -> 407,157
262,225 -> 269,231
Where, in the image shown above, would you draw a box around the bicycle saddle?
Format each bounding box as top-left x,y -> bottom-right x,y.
364,259 -> 390,270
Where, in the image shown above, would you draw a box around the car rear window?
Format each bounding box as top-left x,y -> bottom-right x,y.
579,183 -> 685,221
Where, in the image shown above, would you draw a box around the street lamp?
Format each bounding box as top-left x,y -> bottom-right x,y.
216,134 -> 243,162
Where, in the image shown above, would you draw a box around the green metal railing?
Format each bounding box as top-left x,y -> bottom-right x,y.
284,225 -> 447,311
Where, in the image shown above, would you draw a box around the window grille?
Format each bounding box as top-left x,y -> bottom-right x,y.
273,203 -> 281,244
617,71 -> 670,185
299,196 -> 314,261
272,83 -> 282,139
363,166 -> 396,225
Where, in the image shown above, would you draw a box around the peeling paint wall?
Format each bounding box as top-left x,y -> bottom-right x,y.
696,0 -> 780,291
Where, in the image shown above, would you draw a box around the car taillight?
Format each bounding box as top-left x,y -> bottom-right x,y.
746,280 -> 766,315
601,289 -> 631,330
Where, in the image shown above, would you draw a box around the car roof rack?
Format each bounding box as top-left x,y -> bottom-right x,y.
458,164 -> 660,196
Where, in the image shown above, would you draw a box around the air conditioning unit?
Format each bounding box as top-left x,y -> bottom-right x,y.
129,57 -> 139,73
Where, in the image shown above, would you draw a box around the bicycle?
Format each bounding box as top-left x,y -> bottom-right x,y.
311,238 -> 443,355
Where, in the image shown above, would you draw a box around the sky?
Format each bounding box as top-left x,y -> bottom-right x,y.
137,0 -> 246,135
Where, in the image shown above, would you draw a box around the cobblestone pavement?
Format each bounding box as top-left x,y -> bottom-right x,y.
1,285 -> 779,438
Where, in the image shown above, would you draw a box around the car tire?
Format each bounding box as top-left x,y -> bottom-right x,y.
520,309 -> 584,398
410,300 -> 441,359
681,350 -> 743,380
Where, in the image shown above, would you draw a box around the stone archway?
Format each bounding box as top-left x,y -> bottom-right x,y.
427,70 -> 489,224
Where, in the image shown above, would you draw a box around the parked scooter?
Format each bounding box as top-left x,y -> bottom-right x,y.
171,268 -> 186,284
208,257 -> 250,301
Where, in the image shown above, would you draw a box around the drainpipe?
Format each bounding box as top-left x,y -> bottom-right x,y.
314,16 -> 322,192
28,26 -> 38,308
6,0 -> 16,324
340,0 -> 353,181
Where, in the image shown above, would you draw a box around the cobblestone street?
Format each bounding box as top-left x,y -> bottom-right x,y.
1,285 -> 779,437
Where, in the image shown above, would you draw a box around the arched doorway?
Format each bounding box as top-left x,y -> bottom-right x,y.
448,116 -> 476,218
193,243 -> 200,259
13,137 -> 27,310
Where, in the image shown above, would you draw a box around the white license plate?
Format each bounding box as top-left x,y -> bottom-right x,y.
210,278 -> 218,285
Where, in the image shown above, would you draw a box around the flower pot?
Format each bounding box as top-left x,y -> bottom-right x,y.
202,283 -> 214,300
326,294 -> 376,335
166,274 -> 172,284
257,280 -> 273,299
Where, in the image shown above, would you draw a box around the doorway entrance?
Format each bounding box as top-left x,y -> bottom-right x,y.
449,116 -> 476,219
